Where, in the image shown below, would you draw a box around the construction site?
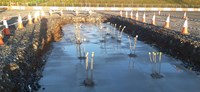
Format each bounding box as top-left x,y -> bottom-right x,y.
0,0 -> 200,92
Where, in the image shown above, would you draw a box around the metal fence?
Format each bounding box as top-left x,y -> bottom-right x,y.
0,2 -> 200,8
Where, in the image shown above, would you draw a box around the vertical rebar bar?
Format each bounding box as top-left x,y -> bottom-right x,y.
133,35 -> 138,54
158,52 -> 162,74
120,26 -> 126,38
128,36 -> 132,54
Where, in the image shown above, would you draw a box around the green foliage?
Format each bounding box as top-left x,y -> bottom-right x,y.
0,0 -> 200,7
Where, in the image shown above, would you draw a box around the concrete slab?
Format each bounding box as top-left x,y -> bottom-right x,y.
38,23 -> 200,92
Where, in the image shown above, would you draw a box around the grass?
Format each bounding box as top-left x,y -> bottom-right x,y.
0,0 -> 200,7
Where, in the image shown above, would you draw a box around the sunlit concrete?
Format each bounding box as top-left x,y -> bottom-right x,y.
38,23 -> 200,92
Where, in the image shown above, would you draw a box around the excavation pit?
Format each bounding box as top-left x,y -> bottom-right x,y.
0,10 -> 200,92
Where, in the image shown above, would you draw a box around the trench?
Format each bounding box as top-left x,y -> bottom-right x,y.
1,13 -> 200,92
38,17 -> 200,91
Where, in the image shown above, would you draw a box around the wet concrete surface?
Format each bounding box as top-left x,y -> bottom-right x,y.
38,23 -> 200,92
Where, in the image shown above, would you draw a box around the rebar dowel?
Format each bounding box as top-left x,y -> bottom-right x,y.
85,52 -> 89,79
149,52 -> 152,62
85,52 -> 89,71
91,69 -> 93,80
133,35 -> 138,54
158,52 -> 162,74
128,36 -> 132,54
91,52 -> 94,71
79,44 -> 82,57
114,24 -> 117,37
149,52 -> 154,73
120,26 -> 126,38
118,25 -> 121,34
152,52 -> 156,73
117,25 -> 121,39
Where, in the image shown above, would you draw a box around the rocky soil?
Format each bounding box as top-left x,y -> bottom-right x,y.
0,16 -> 64,91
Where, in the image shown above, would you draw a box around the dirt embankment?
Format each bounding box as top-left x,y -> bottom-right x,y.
105,14 -> 200,72
0,17 -> 65,92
